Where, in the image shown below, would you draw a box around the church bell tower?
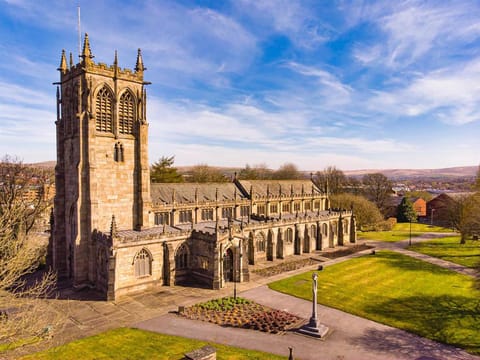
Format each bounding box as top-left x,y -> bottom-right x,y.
51,34 -> 151,287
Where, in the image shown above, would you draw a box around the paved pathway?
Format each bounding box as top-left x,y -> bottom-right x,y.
136,285 -> 479,360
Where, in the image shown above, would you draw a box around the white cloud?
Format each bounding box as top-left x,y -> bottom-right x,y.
368,57 -> 480,124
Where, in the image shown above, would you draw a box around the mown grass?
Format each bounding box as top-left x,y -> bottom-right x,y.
22,328 -> 286,360
409,236 -> 480,268
359,223 -> 453,242
269,251 -> 480,355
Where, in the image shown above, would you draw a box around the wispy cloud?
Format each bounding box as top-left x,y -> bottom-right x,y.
368,57 -> 480,124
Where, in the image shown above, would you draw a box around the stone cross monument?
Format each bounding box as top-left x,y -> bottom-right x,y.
298,272 -> 329,338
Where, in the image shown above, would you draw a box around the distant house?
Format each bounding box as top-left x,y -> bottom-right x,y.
410,197 -> 426,218
427,192 -> 476,227
427,193 -> 456,226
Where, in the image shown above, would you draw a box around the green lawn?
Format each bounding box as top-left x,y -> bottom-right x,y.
409,236 -> 480,268
269,251 -> 480,355
359,223 -> 453,242
22,328 -> 285,360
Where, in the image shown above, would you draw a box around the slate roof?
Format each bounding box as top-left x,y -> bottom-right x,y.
151,182 -> 245,205
236,180 -> 322,198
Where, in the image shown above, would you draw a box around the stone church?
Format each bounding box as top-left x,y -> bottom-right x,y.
49,35 -> 356,300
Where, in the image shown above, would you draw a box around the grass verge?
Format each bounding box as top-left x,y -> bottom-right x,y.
409,236 -> 480,268
359,223 -> 453,242
269,250 -> 480,355
22,328 -> 286,360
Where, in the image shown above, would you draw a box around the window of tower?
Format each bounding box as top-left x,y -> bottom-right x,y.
119,91 -> 135,135
96,86 -> 113,132
114,142 -> 124,162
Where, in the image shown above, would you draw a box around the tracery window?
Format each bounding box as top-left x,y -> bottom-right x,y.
322,223 -> 328,235
134,248 -> 152,277
179,210 -> 192,223
119,91 -> 135,134
256,233 -> 266,252
282,203 -> 290,212
222,207 -> 234,219
286,228 -> 293,244
257,204 -> 266,215
175,244 -> 189,269
95,86 -> 113,132
270,204 -> 278,213
305,202 -> 311,210
240,205 -> 250,217
314,200 -> 321,209
201,208 -> 214,221
293,202 -> 301,212
154,212 -> 169,225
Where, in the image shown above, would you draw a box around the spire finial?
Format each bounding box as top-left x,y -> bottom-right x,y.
69,52 -> 74,68
113,50 -> 119,76
135,48 -> 145,73
81,33 -> 94,64
58,49 -> 67,73
110,215 -> 117,237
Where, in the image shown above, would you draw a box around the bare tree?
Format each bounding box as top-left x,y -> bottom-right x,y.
237,163 -> 273,180
314,166 -> 347,194
186,164 -> 229,183
362,173 -> 393,215
0,156 -> 60,352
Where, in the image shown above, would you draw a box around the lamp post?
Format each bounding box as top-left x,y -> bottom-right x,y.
409,217 -> 412,246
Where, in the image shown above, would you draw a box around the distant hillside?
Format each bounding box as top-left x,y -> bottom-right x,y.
29,162 -> 477,180
28,161 -> 56,169
343,166 -> 478,179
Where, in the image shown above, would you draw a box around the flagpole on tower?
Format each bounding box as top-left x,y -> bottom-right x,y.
77,5 -> 81,57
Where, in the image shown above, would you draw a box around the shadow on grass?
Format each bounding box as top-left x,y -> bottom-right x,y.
350,327 -> 475,360
361,294 -> 480,356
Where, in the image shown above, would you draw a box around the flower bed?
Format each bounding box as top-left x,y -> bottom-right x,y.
179,297 -> 304,334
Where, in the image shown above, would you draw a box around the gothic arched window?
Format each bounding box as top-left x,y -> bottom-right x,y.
175,244 -> 189,269
256,233 -> 266,252
134,248 -> 152,277
95,86 -> 113,132
118,91 -> 135,135
286,228 -> 293,244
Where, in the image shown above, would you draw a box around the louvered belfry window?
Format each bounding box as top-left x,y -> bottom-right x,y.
118,91 -> 135,134
95,87 -> 113,132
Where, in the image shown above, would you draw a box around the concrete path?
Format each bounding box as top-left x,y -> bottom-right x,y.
367,233 -> 479,277
136,285 -> 479,360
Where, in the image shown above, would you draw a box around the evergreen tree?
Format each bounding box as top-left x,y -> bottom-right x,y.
397,197 -> 418,223
150,156 -> 183,183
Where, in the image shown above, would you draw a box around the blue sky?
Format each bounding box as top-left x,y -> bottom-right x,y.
1,0 -> 479,171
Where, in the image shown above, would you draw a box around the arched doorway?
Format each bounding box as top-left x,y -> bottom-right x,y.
223,248 -> 233,282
